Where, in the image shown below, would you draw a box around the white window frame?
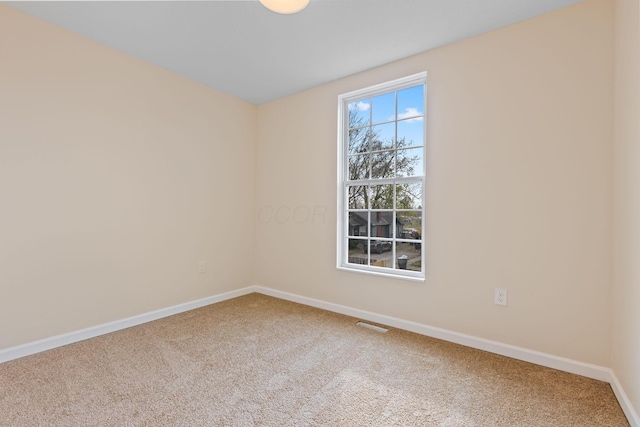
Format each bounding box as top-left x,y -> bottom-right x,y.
336,72 -> 427,281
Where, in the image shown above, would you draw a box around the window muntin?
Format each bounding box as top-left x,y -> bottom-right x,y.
337,73 -> 426,280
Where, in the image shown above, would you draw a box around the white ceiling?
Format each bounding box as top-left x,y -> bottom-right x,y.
6,0 -> 584,105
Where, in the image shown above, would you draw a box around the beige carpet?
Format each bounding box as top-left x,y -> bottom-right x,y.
0,293 -> 629,426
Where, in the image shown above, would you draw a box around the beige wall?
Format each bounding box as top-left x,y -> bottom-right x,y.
256,0 -> 614,366
0,6 -> 257,349
613,0 -> 640,416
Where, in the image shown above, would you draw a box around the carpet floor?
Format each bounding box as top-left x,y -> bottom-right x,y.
0,293 -> 629,426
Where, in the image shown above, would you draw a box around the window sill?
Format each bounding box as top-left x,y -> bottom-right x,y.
337,265 -> 425,282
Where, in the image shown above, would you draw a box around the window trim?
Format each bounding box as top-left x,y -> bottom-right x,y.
336,72 -> 427,281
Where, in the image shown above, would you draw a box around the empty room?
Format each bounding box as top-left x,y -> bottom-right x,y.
1,0 -> 638,425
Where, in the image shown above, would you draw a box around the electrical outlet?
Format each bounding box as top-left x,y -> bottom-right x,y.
494,288 -> 508,306
198,261 -> 206,274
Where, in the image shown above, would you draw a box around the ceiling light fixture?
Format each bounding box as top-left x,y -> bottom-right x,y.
259,0 -> 310,14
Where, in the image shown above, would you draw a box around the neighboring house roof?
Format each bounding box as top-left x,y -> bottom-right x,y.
349,212 -> 403,227
349,212 -> 368,227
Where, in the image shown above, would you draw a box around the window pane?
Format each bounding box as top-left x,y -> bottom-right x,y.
348,212 -> 368,237
371,92 -> 395,125
348,99 -> 370,127
348,153 -> 370,180
348,185 -> 367,209
348,127 -> 369,155
369,240 -> 393,268
397,85 -> 424,121
371,122 -> 395,151
348,238 -> 368,265
396,147 -> 423,177
395,241 -> 422,272
396,183 -> 422,209
371,150 -> 395,179
370,184 -> 393,209
370,211 -> 394,238
397,211 -> 422,239
397,118 -> 423,148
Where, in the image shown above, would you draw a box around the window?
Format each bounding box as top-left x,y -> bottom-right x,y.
337,73 -> 426,280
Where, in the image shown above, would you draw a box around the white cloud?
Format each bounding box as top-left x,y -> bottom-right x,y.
349,101 -> 370,112
397,107 -> 423,122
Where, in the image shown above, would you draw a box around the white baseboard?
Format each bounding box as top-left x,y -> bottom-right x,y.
609,370 -> 640,427
1,284 -> 637,426
252,285 -> 639,426
0,286 -> 255,364
252,286 -> 610,380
